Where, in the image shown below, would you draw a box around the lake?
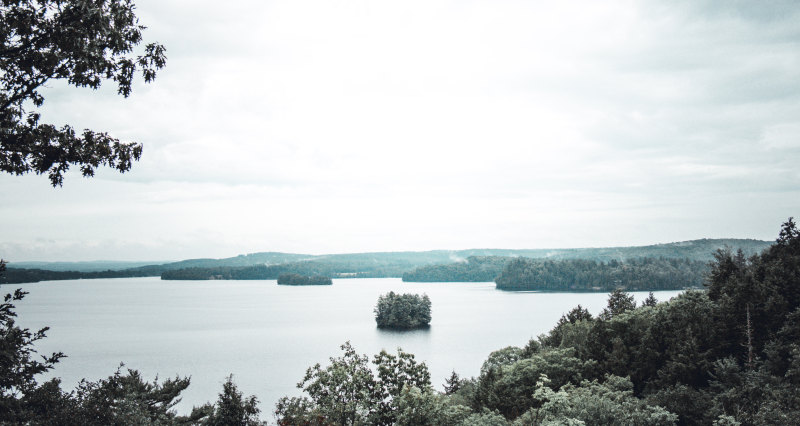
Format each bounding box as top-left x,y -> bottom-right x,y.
10,277 -> 682,418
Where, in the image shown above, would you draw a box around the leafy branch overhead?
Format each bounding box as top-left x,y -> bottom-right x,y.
0,0 -> 166,186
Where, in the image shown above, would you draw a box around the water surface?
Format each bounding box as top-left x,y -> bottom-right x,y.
10,277 -> 682,416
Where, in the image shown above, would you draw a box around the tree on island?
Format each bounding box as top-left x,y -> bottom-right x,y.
1,0 -> 166,186
374,292 -> 432,329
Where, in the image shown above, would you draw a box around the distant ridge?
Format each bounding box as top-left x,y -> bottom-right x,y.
2,238 -> 773,284
8,260 -> 168,272
9,252 -> 314,273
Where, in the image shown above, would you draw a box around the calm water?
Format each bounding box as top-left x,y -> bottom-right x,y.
10,277 -> 681,417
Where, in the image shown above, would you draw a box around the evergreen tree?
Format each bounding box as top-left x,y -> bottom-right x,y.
0,287 -> 65,422
600,289 -> 636,320
203,376 -> 261,426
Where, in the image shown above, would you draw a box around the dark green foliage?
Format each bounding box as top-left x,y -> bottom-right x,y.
198,375 -> 261,426
271,219 -> 799,425
0,265 -> 263,424
542,304 -> 594,347
0,0 -> 166,186
374,292 -> 432,329
443,371 -> 463,395
522,219 -> 800,424
459,409 -> 508,425
394,385 -> 472,425
273,397 -> 328,426
402,256 -> 511,282
277,273 -> 332,286
161,264 -> 290,280
473,347 -> 598,419
573,292 -> 718,409
161,259 -> 418,281
706,359 -> 800,425
705,218 -> 800,368
372,347 -> 433,424
69,367 -> 190,425
599,289 -> 636,320
0,285 -> 193,424
645,384 -> 714,425
495,257 -> 708,291
0,266 -> 151,283
0,287 -> 65,423
520,375 -> 679,425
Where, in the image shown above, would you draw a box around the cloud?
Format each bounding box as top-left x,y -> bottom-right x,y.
3,0 -> 800,260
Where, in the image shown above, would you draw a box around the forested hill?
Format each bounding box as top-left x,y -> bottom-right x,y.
402,256 -> 512,282
486,238 -> 771,262
495,257 -> 708,291
402,239 -> 771,283
2,238 -> 771,283
160,260 -> 410,280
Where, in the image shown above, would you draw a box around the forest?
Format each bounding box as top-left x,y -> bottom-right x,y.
276,273 -> 332,285
402,256 -> 511,282
2,219 -> 799,425
159,261 -> 400,280
495,257 -> 709,291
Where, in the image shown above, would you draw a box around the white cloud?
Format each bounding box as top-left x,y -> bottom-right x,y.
3,0 -> 800,261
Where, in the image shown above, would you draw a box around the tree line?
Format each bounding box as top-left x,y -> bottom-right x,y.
159,261 -> 397,280
495,256 -> 709,291
277,273 -> 332,286
0,267 -> 157,284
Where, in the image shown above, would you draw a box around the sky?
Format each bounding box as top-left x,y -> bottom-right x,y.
2,0 -> 800,262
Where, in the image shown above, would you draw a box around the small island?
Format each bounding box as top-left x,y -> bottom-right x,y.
277,273 -> 332,286
374,292 -> 431,329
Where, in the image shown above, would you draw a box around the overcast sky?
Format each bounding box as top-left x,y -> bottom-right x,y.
2,0 -> 799,262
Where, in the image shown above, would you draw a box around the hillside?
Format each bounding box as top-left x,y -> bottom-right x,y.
494,257 -> 708,291
402,239 -> 772,283
2,238 -> 773,284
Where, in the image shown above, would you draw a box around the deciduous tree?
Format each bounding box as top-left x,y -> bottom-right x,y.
1,0 -> 166,186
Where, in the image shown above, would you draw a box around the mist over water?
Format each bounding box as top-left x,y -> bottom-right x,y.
10,277 -> 682,414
